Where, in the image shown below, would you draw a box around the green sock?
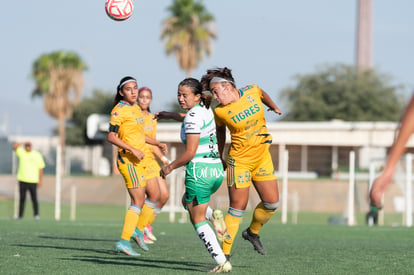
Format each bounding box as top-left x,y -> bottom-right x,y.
370,205 -> 381,212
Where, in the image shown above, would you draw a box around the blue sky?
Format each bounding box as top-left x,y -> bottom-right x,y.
1,0 -> 413,136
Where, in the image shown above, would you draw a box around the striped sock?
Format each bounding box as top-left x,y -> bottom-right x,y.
250,202 -> 276,234
137,199 -> 156,231
195,220 -> 226,264
120,204 -> 141,240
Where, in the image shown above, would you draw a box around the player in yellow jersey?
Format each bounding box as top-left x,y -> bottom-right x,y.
137,87 -> 170,244
201,67 -> 282,259
108,76 -> 167,256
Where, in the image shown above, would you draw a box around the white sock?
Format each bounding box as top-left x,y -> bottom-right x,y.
205,206 -> 214,221
195,221 -> 226,264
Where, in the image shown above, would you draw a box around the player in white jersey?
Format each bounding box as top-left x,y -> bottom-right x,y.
157,78 -> 231,273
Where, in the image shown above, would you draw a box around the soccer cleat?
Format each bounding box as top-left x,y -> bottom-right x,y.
143,233 -> 154,244
209,261 -> 232,273
115,240 -> 141,256
242,228 -> 266,255
144,224 -> 157,241
132,229 -> 149,251
212,209 -> 231,243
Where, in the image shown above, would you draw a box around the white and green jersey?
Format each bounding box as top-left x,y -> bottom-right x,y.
181,104 -> 220,163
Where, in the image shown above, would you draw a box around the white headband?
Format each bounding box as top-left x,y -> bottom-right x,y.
119,79 -> 137,89
210,76 -> 233,85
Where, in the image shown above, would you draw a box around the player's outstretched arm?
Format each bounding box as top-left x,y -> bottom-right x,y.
154,111 -> 185,122
261,90 -> 282,115
383,95 -> 414,174
370,94 -> 414,207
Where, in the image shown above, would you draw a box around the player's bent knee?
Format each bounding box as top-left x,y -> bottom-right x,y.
160,195 -> 169,205
128,204 -> 141,215
263,201 -> 280,211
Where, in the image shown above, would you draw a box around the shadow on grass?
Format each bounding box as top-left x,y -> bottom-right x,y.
15,244 -> 209,272
38,235 -> 116,242
64,255 -> 209,272
15,244 -> 115,255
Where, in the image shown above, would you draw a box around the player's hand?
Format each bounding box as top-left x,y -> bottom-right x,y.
154,111 -> 169,120
369,170 -> 393,206
131,148 -> 144,161
268,106 -> 282,115
158,142 -> 168,154
160,165 -> 173,179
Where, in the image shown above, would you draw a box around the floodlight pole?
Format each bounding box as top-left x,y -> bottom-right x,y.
356,0 -> 372,69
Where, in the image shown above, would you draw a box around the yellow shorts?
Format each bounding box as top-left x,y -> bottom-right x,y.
145,158 -> 161,181
226,150 -> 277,188
117,160 -> 146,189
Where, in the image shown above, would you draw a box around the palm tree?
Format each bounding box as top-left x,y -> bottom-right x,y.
161,0 -> 217,77
31,50 -> 87,170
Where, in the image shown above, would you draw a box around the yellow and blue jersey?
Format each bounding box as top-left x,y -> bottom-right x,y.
214,84 -> 272,162
109,100 -> 145,163
143,111 -> 157,156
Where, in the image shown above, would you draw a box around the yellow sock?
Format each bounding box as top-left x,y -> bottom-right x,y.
250,202 -> 275,234
147,213 -> 156,226
120,207 -> 140,240
148,207 -> 161,225
136,200 -> 156,231
222,208 -> 244,255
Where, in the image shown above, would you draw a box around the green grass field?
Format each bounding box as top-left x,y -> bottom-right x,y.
1,201 -> 414,274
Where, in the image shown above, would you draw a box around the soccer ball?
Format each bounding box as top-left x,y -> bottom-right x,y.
105,0 -> 134,21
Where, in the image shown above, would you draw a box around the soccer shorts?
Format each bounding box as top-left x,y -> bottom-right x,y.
226,150 -> 277,188
117,160 -> 146,189
145,158 -> 161,181
184,160 -> 225,205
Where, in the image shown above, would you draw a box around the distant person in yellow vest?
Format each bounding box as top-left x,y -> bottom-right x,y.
13,142 -> 46,220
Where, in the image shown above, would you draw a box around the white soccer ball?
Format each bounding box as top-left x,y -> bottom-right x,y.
105,0 -> 134,21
